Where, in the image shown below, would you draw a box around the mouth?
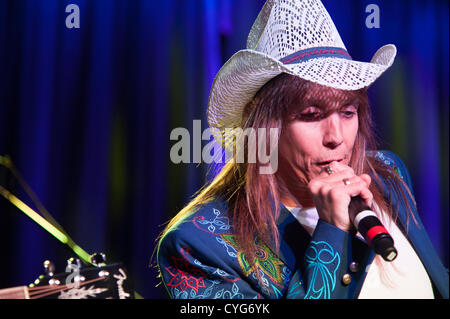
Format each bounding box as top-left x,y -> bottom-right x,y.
316,158 -> 344,166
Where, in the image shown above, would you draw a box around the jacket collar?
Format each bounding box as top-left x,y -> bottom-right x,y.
270,202 -> 312,272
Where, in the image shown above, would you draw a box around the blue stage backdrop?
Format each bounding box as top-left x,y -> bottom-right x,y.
0,0 -> 448,298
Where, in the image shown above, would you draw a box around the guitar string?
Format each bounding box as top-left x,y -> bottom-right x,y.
27,276 -> 105,292
28,277 -> 106,299
29,277 -> 106,299
28,276 -> 105,295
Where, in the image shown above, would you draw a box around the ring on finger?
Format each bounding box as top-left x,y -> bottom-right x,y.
343,178 -> 351,186
323,166 -> 334,175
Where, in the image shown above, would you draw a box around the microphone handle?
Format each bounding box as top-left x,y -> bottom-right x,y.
349,196 -> 398,262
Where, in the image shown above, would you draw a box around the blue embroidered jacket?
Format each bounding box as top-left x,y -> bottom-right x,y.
156,151 -> 449,299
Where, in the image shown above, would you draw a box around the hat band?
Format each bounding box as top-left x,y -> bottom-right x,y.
280,46 -> 352,64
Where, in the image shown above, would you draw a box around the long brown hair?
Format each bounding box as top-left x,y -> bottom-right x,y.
157,73 -> 417,273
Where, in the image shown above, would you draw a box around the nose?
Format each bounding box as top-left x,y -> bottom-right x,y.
322,113 -> 343,149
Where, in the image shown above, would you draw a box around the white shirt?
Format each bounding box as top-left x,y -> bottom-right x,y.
284,205 -> 434,299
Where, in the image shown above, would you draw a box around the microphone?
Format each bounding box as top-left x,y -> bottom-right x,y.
349,196 -> 398,262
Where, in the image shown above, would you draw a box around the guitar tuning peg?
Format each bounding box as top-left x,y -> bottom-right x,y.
67,257 -> 82,268
90,252 -> 106,267
43,260 -> 55,276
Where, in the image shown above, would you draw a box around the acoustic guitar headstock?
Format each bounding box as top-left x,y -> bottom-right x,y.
28,253 -> 134,299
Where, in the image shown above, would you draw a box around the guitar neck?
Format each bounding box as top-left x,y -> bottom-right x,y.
0,286 -> 29,299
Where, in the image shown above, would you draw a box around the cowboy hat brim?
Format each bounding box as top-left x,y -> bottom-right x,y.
207,44 -> 396,150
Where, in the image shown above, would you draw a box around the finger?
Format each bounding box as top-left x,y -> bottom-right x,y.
319,165 -> 336,177
319,161 -> 354,177
358,187 -> 374,208
338,178 -> 371,198
329,161 -> 355,174
319,160 -> 345,175
341,175 -> 367,187
318,167 -> 356,183
343,180 -> 373,208
359,174 -> 372,188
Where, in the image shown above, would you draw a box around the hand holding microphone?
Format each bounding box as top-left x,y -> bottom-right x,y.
308,161 -> 397,262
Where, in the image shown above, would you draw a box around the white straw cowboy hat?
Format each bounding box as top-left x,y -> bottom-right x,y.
207,0 -> 396,151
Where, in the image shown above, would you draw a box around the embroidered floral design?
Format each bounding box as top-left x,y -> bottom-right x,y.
220,234 -> 284,285
216,235 -> 238,258
304,241 -> 340,299
214,282 -> 245,299
170,280 -> 219,299
165,248 -> 206,293
193,208 -> 231,235
374,151 -> 404,180
164,205 -> 290,298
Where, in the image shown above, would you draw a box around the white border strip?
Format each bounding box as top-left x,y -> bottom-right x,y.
353,210 -> 377,229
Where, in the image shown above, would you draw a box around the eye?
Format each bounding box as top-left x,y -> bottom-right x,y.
340,105 -> 358,118
298,106 -> 322,121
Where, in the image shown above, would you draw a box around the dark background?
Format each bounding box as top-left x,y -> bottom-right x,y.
0,0 -> 448,298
